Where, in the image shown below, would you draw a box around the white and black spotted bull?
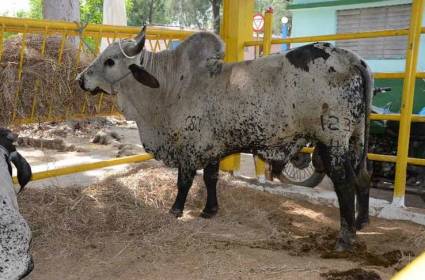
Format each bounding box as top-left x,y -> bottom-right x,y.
77,28 -> 373,251
0,128 -> 33,279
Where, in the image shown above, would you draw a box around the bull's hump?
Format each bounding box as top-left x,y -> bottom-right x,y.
285,42 -> 332,72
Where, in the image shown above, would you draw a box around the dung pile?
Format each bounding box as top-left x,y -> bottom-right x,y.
0,34 -> 113,126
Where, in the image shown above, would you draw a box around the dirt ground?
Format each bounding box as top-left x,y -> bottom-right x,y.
20,161 -> 425,280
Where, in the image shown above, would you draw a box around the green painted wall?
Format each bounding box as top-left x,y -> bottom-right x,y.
374,80 -> 425,113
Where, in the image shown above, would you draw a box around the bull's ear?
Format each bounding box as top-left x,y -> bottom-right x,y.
129,64 -> 160,88
10,152 -> 32,191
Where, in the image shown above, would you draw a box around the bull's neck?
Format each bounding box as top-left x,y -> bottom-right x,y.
140,49 -> 177,95
118,50 -> 177,129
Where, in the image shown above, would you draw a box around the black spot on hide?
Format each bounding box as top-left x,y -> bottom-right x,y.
285,43 -> 331,72
328,66 -> 336,73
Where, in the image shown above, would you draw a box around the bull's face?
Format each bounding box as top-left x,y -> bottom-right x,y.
77,26 -> 160,95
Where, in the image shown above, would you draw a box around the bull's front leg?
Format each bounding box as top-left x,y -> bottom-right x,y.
200,160 -> 219,218
170,166 -> 196,218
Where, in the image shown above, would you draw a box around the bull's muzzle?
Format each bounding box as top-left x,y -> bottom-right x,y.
77,74 -> 105,96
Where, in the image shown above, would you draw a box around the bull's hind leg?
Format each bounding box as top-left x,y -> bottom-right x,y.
200,160 -> 220,218
317,142 -> 356,251
354,167 -> 370,230
170,166 -> 197,218
349,135 -> 370,230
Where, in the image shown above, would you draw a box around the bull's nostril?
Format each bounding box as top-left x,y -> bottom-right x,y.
78,76 -> 85,90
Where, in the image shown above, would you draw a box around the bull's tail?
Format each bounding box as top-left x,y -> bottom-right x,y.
354,61 -> 374,173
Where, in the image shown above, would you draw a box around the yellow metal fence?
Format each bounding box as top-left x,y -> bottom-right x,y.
248,0 -> 425,205
0,16 -> 193,126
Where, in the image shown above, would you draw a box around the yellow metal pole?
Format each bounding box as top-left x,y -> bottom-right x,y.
393,0 -> 424,207
0,24 -> 4,60
392,252 -> 425,280
12,26 -> 28,123
13,153 -> 154,183
31,26 -> 49,122
219,0 -> 254,173
221,0 -> 253,62
262,8 -> 273,56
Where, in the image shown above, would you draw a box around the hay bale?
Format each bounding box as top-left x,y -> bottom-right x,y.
0,34 -> 114,126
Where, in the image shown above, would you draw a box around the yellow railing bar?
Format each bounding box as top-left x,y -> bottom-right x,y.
300,149 -> 425,166
245,28 -> 411,46
0,16 -> 194,38
374,72 -> 425,79
393,0 -> 424,203
245,26 -> 425,47
373,72 -> 405,79
12,153 -> 154,184
369,114 -> 400,121
367,153 -> 396,163
370,114 -> 425,122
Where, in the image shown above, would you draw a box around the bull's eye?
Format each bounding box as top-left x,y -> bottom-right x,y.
104,59 -> 115,67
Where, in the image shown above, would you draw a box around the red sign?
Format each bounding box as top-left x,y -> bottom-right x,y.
253,13 -> 264,32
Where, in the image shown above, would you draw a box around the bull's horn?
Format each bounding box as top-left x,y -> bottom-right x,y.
125,25 -> 147,56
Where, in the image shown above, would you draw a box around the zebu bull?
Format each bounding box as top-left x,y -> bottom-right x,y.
0,128 -> 33,279
77,28 -> 373,251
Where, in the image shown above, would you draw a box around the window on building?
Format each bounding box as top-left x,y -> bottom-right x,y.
336,4 -> 411,59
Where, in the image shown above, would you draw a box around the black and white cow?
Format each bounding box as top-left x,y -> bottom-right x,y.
77,28 -> 373,251
0,128 -> 33,279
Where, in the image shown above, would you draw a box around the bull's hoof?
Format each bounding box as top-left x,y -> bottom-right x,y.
200,206 -> 218,219
355,217 -> 369,230
335,238 -> 354,252
169,207 -> 183,218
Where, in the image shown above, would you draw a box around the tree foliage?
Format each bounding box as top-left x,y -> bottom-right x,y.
169,0 -> 211,29
127,0 -> 169,26
17,0 -> 42,19
80,0 -> 103,24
